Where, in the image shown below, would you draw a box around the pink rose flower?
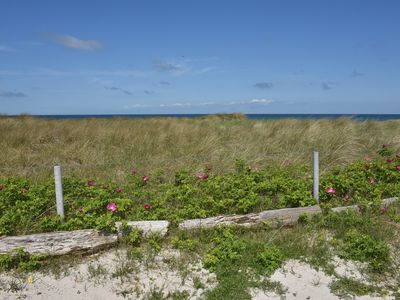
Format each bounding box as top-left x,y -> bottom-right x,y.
87,181 -> 94,187
386,158 -> 393,163
142,175 -> 149,182
106,202 -> 117,212
396,165 -> 400,171
326,187 -> 336,194
368,178 -> 376,184
144,203 -> 152,210
196,173 -> 209,180
115,187 -> 122,193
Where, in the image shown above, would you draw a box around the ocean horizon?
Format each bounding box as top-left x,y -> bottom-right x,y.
13,114 -> 400,121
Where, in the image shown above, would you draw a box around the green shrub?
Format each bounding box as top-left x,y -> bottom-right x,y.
256,244 -> 284,275
171,232 -> 199,251
0,248 -> 46,272
339,229 -> 390,272
1,149 -> 399,236
203,228 -> 246,271
148,232 -> 163,253
128,228 -> 143,247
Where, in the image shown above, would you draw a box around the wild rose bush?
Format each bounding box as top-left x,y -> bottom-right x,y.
0,149 -> 400,236
320,145 -> 400,205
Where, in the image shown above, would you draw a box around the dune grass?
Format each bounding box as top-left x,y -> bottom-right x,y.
0,115 -> 399,182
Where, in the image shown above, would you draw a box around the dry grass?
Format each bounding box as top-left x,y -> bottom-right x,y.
0,115 -> 399,182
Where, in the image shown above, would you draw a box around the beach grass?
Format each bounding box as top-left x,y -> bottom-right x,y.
0,115 -> 399,182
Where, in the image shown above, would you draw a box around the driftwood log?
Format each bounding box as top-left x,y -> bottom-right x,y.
0,229 -> 118,256
180,197 -> 399,230
178,205 -> 322,230
115,220 -> 169,237
331,197 -> 398,213
0,198 -> 397,256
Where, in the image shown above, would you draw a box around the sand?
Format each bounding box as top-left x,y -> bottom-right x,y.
0,250 -> 395,300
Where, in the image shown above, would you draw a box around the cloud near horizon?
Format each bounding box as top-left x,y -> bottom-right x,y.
153,59 -> 214,76
46,33 -> 102,50
123,98 -> 275,110
249,98 -> 274,104
104,86 -> 132,95
153,60 -> 188,75
0,91 -> 26,98
253,82 -> 273,89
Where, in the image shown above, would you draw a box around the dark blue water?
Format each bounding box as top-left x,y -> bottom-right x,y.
29,114 -> 400,121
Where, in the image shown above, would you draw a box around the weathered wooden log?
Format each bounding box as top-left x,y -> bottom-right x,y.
178,205 -> 322,230
330,197 -> 399,213
115,220 -> 169,237
381,197 -> 398,207
0,229 -> 118,256
331,205 -> 360,213
1,198 -> 397,256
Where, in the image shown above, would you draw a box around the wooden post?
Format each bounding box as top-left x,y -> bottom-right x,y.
54,166 -> 65,219
313,151 -> 319,203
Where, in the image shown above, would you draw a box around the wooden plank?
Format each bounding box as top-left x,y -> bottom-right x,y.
0,229 -> 117,256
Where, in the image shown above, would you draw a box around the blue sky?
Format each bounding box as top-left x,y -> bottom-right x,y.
0,0 -> 399,114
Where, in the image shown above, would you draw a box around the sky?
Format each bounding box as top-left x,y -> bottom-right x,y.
0,0 -> 399,115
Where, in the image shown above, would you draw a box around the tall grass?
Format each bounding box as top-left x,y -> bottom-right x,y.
0,115 -> 399,182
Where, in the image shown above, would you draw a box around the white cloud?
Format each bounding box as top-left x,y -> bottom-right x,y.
249,99 -> 275,104
153,60 -> 189,75
0,68 -> 147,78
124,102 -> 215,110
153,58 -> 215,76
47,33 -> 102,50
123,99 -> 277,111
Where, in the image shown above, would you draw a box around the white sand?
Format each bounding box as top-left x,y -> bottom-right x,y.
251,259 -> 394,300
0,252 -> 394,300
0,248 -> 216,300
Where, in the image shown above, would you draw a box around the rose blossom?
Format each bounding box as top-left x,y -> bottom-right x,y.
196,173 -> 209,180
106,202 -> 117,212
326,186 -> 336,194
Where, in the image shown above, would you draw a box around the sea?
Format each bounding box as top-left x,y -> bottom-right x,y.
28,114 -> 400,121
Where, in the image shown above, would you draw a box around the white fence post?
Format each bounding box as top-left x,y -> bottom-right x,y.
313,151 -> 319,203
54,166 -> 65,219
